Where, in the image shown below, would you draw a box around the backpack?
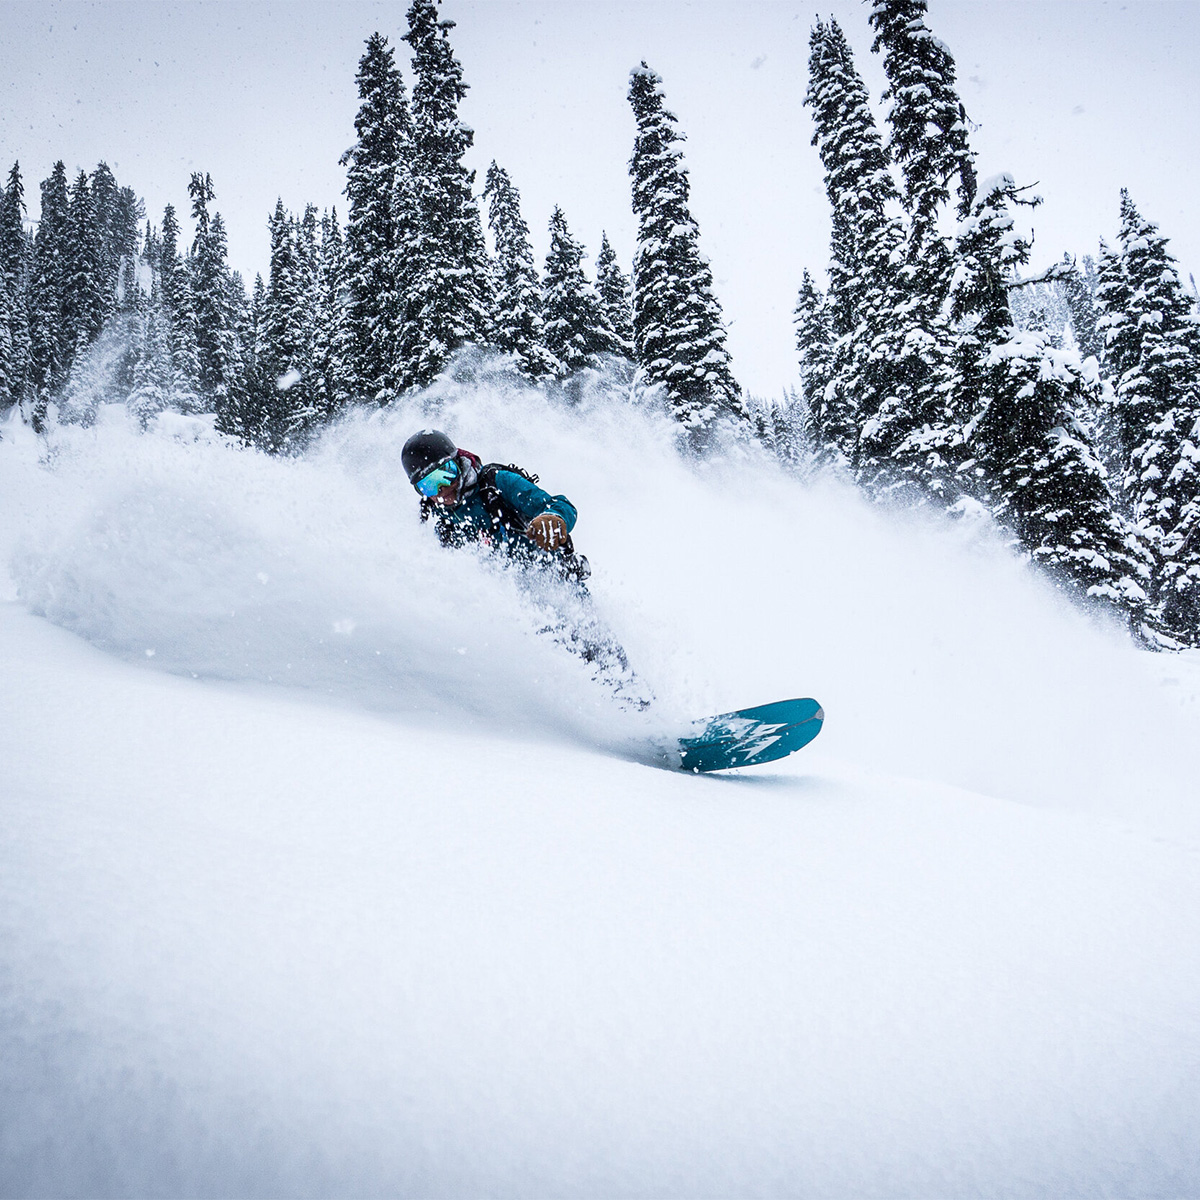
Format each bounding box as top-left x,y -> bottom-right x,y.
477,462 -> 547,542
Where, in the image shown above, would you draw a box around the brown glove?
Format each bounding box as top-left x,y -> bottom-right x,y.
525,512 -> 569,551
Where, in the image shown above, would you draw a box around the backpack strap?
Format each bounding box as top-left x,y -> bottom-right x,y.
479,463 -> 578,558
477,463 -> 532,538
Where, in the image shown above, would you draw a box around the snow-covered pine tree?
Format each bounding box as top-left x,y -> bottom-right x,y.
156,205 -> 202,414
187,174 -> 245,424
746,393 -> 807,467
127,304 -> 173,428
1097,191 -> 1200,640
1161,436 -> 1200,640
867,0 -> 976,272
280,204 -> 333,443
341,33 -> 412,403
258,197 -> 309,449
111,180 -> 143,313
232,273 -> 271,444
157,205 -> 186,330
482,161 -> 558,380
1104,193 -> 1198,492
0,162 -> 32,410
1095,237 -> 1138,387
1044,254 -> 1117,483
855,7 -> 967,499
775,388 -> 812,469
87,162 -> 140,320
0,222 -> 10,411
28,162 -> 72,427
541,206 -> 612,379
89,163 -> 120,310
792,270 -> 842,462
310,208 -> 354,423
951,174 -> 1155,631
1059,253 -> 1103,363
595,232 -> 634,360
404,0 -> 494,387
805,19 -> 955,500
804,17 -> 900,446
627,62 -> 746,444
294,203 -> 321,378
63,169 -> 107,357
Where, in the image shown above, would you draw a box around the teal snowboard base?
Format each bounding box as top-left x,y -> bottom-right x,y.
676,697 -> 824,772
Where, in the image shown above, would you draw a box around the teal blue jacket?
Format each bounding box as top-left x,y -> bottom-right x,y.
426,459 -> 577,555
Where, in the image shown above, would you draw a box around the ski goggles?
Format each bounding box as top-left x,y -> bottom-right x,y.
414,455 -> 460,498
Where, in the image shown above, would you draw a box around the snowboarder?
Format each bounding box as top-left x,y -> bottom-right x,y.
402,429 -> 653,706
401,429 -> 590,582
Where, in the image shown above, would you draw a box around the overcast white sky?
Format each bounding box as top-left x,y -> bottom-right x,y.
2,0 -> 1198,396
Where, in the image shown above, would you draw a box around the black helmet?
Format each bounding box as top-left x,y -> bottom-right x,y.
402,429 -> 457,484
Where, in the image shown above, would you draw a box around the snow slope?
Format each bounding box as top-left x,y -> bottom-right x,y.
2,380 -> 1200,1197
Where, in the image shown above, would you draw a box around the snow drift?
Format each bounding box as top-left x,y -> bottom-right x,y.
2,369 -> 1200,1197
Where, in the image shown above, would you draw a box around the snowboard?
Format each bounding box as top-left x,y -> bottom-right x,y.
675,697 -> 824,772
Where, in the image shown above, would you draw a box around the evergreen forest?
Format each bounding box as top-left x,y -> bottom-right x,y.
1,0 -> 1198,646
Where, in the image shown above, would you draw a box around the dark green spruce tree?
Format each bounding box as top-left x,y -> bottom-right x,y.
541,206 -> 615,379
868,0 -> 976,268
341,33 -> 412,402
404,0 -> 494,386
157,203 -> 202,413
627,62 -> 745,444
1060,254 -> 1103,363
188,173 -> 245,427
310,208 -> 354,423
804,20 -> 920,484
950,175 -> 1156,632
482,161 -> 558,380
0,163 -> 32,410
861,3 -> 970,499
258,197 -> 310,448
27,162 -> 72,427
792,270 -> 836,457
62,169 -> 107,356
127,302 -> 173,428
88,162 -> 140,317
1095,191 -> 1200,640
594,232 -> 634,360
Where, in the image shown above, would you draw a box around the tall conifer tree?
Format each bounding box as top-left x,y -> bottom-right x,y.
28,162 -> 71,426
188,173 -> 245,423
128,305 -> 172,427
341,33 -> 412,402
0,163 -> 32,409
595,232 -> 634,360
1095,192 -> 1200,639
259,198 -> 307,448
63,169 -> 107,355
1060,254 -> 1103,363
792,270 -> 840,461
404,0 -> 494,386
89,163 -> 124,318
483,161 -> 557,380
541,207 -> 611,378
950,175 -> 1155,629
805,20 -> 954,497
868,0 -> 976,275
627,62 -> 745,443
311,208 -> 354,421
156,204 -> 202,413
